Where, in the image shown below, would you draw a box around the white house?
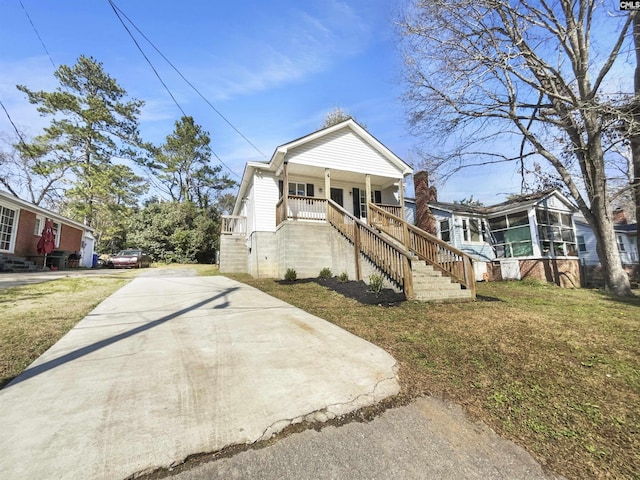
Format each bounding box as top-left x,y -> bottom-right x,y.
220,120 -> 477,302
575,211 -> 638,279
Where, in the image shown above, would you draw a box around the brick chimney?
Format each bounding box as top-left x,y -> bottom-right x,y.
413,171 -> 437,235
613,208 -> 627,225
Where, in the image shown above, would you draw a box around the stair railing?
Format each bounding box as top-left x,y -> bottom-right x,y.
369,203 -> 476,298
327,200 -> 414,299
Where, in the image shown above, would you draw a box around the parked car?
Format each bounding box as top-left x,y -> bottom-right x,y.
110,249 -> 151,268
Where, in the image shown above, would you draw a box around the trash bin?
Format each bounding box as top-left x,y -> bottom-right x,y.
92,253 -> 99,268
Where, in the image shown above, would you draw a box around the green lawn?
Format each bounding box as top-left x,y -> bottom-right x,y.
2,267 -> 638,479
231,275 -> 640,480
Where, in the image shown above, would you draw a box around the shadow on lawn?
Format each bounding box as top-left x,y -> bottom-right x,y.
279,277 -> 406,307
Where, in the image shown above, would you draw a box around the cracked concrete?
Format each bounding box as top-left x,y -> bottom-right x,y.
166,396 -> 565,480
0,272 -> 399,480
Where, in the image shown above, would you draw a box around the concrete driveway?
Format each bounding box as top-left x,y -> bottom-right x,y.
0,271 -> 399,479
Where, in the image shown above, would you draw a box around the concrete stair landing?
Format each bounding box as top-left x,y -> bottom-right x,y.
411,260 -> 473,302
0,254 -> 41,273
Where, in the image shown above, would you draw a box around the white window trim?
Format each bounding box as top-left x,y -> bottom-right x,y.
0,204 -> 19,253
34,215 -> 44,235
52,221 -> 61,248
461,217 -> 484,244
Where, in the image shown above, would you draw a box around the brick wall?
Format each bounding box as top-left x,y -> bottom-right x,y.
519,259 -> 581,288
486,259 -> 581,287
14,209 -> 84,257
58,223 -> 83,253
14,210 -> 38,257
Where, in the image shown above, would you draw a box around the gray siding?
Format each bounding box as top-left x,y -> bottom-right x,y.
575,221 -> 600,267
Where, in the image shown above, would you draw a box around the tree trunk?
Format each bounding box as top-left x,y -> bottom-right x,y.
586,198 -> 632,296
632,15 -> 640,279
413,171 -> 437,235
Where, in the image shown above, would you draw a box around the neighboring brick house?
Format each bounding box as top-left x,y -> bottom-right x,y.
0,190 -> 95,268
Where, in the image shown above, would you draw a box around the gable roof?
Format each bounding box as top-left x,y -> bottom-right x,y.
269,119 -> 412,176
232,119 -> 413,215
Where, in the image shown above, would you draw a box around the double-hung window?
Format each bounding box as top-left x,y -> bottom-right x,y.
439,219 -> 451,242
0,205 -> 17,251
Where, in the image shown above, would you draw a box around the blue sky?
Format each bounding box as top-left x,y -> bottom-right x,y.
0,0 -> 528,204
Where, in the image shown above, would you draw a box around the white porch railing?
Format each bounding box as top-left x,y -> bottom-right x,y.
276,196 -> 328,226
221,215 -> 246,235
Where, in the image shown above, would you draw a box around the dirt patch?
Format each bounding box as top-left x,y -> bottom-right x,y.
279,277 -> 406,307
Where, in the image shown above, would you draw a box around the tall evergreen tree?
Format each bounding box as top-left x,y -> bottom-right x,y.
17,55 -> 147,227
144,116 -> 234,208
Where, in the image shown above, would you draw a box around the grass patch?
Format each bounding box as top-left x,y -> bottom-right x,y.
153,262 -> 221,276
0,265 -> 219,388
228,275 -> 640,480
0,272 -> 134,388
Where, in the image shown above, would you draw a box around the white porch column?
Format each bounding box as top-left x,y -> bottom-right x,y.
282,163 -> 289,221
325,168 -> 331,200
399,178 -> 406,220
365,174 -> 371,218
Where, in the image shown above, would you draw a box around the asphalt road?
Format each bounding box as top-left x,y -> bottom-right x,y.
168,396 -> 564,480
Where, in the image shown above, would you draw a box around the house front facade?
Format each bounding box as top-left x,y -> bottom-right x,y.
221,119 -> 412,279
0,190 -> 95,269
220,120 -> 477,302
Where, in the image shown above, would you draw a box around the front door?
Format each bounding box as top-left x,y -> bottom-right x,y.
330,188 -> 343,207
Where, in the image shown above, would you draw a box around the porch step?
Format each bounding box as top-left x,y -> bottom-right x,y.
0,254 -> 41,273
371,227 -> 473,302
411,262 -> 473,302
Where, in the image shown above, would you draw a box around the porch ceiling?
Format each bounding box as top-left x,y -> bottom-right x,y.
286,163 -> 402,188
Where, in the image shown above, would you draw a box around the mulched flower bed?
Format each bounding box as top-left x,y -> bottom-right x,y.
279,277 -> 406,307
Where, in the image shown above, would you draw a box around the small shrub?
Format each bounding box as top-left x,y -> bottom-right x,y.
284,268 -> 297,281
368,274 -> 384,295
338,271 -> 349,282
319,267 -> 332,279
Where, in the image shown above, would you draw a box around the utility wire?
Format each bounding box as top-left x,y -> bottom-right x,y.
108,0 -> 267,159
107,1 -> 186,118
107,0 -> 240,179
18,0 -> 57,70
0,98 -> 29,148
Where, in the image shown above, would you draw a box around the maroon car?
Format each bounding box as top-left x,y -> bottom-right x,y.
110,249 -> 152,268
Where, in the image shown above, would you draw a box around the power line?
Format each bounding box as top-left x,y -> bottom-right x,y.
107,0 -> 241,179
107,0 -> 267,160
0,98 -> 29,147
107,1 -> 186,118
18,0 -> 57,70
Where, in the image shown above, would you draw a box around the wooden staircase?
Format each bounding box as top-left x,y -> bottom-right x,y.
326,200 -> 475,302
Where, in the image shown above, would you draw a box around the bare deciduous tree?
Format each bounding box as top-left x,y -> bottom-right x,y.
0,132 -> 69,208
399,0 -> 636,296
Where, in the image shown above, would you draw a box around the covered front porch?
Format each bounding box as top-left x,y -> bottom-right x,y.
274,163 -> 406,227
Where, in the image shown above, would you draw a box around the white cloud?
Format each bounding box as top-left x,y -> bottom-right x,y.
188,2 -> 372,101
